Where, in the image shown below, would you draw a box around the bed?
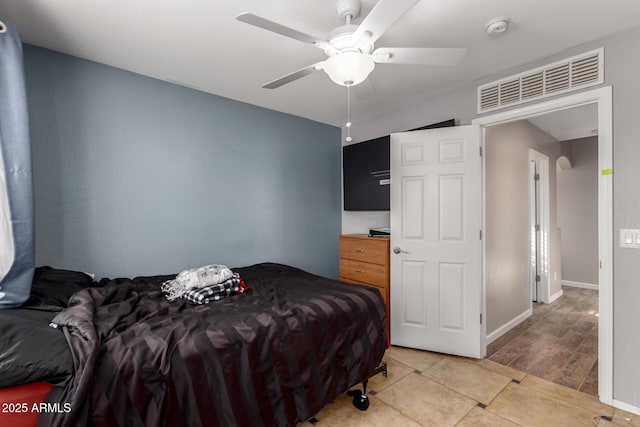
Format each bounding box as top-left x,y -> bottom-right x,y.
0,263 -> 387,426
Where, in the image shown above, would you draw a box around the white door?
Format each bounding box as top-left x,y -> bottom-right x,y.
528,149 -> 550,304
529,159 -> 540,302
390,125 -> 482,358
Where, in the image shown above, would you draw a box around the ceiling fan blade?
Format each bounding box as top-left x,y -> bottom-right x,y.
372,47 -> 467,65
236,13 -> 329,49
262,62 -> 325,89
353,0 -> 421,44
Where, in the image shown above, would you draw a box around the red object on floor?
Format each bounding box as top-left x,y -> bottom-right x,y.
0,382 -> 52,427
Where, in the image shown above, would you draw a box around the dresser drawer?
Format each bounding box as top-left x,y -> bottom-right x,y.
339,236 -> 388,265
339,259 -> 387,288
339,234 -> 390,341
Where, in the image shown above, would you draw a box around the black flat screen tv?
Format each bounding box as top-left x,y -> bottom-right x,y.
343,119 -> 455,211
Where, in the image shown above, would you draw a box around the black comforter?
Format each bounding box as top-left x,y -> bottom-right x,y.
39,263 -> 387,427
0,267 -> 97,388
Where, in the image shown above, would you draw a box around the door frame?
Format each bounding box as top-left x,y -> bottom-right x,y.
529,149 -> 551,304
473,86 -> 613,404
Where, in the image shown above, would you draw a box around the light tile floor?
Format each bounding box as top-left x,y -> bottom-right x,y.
301,346 -> 640,427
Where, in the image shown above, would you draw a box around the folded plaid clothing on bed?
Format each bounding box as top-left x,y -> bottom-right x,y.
182,273 -> 250,305
161,264 -> 234,301
174,264 -> 233,290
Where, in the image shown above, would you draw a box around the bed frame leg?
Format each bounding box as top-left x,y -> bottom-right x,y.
348,361 -> 388,411
348,379 -> 370,411
379,361 -> 388,377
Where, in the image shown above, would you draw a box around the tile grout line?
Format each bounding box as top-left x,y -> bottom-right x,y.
483,374 -> 526,408
378,391 -> 456,427
576,358 -> 598,393
420,361 -> 514,408
369,395 -> 427,427
457,377 -> 528,427
379,347 -> 614,427
451,404 -> 480,427
515,374 -> 614,416
373,356 -> 416,393
376,368 -> 482,427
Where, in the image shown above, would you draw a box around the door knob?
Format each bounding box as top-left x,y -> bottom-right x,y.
393,247 -> 408,254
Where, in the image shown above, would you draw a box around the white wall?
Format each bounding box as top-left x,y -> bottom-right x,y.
342,26 -> 640,407
342,210 -> 389,234
485,121 -> 567,334
557,137 -> 599,286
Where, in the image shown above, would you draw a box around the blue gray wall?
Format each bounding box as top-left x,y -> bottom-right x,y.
23,45 -> 341,280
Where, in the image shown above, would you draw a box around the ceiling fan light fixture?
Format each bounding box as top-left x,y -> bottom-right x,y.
238,0 -> 466,89
323,52 -> 375,86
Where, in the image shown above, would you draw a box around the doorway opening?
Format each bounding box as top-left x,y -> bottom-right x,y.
483,113 -> 600,395
473,86 -> 612,404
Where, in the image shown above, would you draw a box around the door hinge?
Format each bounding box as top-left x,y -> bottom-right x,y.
479,146 -> 483,157
535,224 -> 540,232
480,313 -> 483,324
534,173 -> 540,181
479,230 -> 482,240
535,275 -> 541,282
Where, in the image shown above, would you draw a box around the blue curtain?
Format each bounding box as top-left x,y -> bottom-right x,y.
0,19 -> 35,308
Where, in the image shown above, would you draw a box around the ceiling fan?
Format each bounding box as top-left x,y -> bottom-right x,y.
236,0 -> 467,89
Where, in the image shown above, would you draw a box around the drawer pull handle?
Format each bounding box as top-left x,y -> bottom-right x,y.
355,249 -> 365,253
355,270 -> 363,273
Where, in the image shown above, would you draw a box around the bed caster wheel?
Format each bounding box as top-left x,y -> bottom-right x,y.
347,390 -> 370,411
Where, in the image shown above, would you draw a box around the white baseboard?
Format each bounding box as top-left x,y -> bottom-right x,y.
561,280 -> 599,290
486,308 -> 533,344
549,289 -> 564,303
612,399 -> 640,416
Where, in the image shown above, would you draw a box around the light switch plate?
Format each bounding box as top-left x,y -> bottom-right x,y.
620,229 -> 640,249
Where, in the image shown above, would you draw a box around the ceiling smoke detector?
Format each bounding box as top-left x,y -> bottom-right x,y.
485,17 -> 510,36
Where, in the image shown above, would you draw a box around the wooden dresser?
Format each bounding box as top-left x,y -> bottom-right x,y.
338,234 -> 390,339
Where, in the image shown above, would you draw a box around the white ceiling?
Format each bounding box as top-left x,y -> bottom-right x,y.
1,0 -> 640,126
528,104 -> 599,142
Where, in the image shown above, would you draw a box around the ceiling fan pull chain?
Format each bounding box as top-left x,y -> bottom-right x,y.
346,84 -> 352,142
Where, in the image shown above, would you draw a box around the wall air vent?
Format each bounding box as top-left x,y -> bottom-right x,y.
477,48 -> 603,114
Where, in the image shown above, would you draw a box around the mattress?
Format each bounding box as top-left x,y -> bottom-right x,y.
0,267 -> 97,388
38,262 -> 387,426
